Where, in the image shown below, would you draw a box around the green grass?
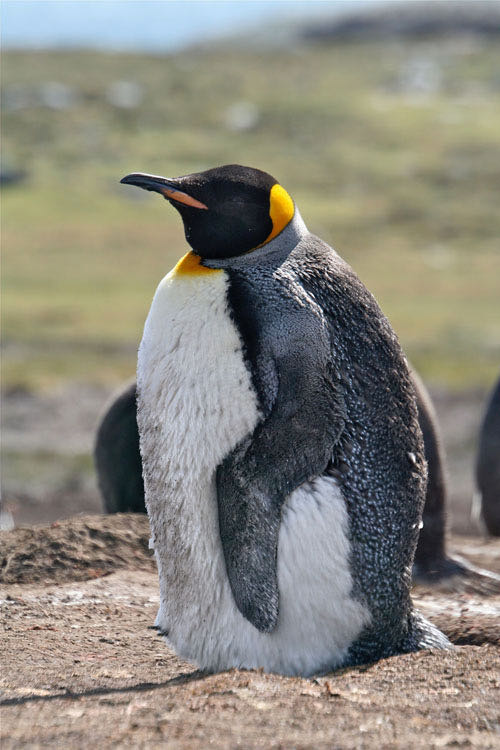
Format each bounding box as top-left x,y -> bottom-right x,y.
2,449 -> 95,494
2,42 -> 500,391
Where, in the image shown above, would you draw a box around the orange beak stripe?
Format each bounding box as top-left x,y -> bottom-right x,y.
161,188 -> 208,210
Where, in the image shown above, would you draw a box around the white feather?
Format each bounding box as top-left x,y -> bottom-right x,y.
137,263 -> 370,676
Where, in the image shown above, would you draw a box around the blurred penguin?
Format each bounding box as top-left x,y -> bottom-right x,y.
94,370 -> 487,586
475,375 -> 500,536
94,381 -> 144,514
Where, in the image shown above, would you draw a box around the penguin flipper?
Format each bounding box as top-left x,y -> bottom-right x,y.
217,351 -> 345,633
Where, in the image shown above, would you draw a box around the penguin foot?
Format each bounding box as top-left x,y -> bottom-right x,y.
410,610 -> 454,652
413,554 -> 500,595
148,624 -> 169,637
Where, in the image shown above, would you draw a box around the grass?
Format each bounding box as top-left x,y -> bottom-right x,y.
2,449 -> 95,495
2,40 -> 500,391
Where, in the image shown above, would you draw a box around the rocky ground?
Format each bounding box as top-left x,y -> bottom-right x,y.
1,384 -> 499,747
1,515 -> 500,749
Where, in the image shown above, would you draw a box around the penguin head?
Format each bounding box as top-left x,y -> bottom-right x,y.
120,164 -> 295,259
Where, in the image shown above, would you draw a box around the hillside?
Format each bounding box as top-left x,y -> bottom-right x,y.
2,41 -> 500,390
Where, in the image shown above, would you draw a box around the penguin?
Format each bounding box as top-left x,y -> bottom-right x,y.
94,381 -> 144,514
120,164 -> 450,676
475,375 -> 500,536
410,369 -> 465,581
94,380 -> 144,513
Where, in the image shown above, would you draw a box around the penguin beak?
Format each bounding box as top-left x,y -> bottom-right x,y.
120,172 -> 208,210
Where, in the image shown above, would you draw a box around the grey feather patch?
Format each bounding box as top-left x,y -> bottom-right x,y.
217,263 -> 347,631
217,453 -> 281,632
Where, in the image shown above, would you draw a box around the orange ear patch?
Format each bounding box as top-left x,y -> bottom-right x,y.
266,184 -> 295,242
254,184 -> 295,249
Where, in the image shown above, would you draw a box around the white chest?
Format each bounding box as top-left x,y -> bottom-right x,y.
137,261 -> 370,676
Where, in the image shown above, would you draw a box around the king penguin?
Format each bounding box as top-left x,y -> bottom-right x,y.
475,375 -> 500,536
120,164 -> 450,676
94,380 -> 144,514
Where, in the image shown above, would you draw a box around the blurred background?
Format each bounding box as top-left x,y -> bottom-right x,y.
1,0 -> 499,530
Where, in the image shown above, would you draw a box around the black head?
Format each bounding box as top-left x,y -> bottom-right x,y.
120,164 -> 295,259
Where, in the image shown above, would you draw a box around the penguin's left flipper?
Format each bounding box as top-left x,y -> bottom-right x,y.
217,351 -> 345,633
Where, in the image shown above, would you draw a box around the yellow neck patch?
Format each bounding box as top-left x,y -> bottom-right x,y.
171,252 -> 221,276
265,183 -> 295,244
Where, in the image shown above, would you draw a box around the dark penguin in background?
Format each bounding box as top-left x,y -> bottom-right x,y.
93,369 -> 486,582
120,163 -> 449,675
94,381 -> 144,514
410,369 -> 465,582
475,375 -> 500,536
94,382 -> 144,514
94,335 -> 473,586
94,368 -> 458,579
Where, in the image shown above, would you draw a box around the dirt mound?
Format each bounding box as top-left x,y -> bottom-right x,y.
0,514 -> 154,585
436,615 -> 499,646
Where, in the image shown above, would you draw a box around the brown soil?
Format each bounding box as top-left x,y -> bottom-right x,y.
0,514 -> 154,585
1,515 -> 499,749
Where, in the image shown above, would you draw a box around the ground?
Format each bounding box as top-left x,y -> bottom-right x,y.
1,515 -> 499,749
